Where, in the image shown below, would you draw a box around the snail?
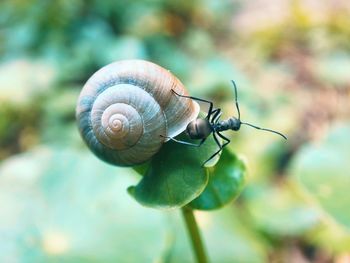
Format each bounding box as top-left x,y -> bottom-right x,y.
76,59 -> 200,166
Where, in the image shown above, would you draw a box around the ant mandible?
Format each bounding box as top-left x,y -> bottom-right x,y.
162,81 -> 287,166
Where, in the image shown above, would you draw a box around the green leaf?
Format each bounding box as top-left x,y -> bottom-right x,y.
189,148 -> 246,210
0,146 -> 171,263
245,184 -> 320,237
129,132 -> 220,209
132,160 -> 151,176
290,123 -> 350,230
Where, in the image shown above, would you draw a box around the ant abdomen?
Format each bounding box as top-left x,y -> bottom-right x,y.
186,119 -> 212,140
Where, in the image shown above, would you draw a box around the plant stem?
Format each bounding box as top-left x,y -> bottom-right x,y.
181,206 -> 209,263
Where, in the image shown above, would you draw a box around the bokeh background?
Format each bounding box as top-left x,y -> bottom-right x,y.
1,0 -> 349,262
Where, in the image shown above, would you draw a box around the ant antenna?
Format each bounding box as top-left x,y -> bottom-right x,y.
230,80 -> 287,140
240,121 -> 287,140
231,80 -> 241,120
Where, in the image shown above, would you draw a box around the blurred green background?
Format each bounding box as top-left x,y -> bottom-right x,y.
0,0 -> 349,262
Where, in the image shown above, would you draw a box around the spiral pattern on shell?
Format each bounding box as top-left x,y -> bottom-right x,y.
76,60 -> 200,166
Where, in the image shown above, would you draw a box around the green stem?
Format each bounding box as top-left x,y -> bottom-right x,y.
181,206 -> 209,263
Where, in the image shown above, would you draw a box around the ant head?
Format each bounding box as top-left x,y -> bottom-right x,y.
230,117 -> 241,131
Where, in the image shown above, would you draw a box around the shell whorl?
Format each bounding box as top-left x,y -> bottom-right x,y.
76,60 -> 199,166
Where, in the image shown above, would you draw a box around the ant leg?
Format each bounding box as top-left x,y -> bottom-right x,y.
216,131 -> 230,144
160,135 -> 207,147
208,108 -> 221,123
171,89 -> 214,120
214,112 -> 222,124
211,109 -> 222,124
202,132 -> 230,166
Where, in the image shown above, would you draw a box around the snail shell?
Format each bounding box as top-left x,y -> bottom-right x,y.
76,59 -> 200,166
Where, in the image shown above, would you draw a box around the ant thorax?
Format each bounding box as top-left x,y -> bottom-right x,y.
215,117 -> 241,132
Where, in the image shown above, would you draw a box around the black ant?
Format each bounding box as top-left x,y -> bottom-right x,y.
162,80 -> 287,166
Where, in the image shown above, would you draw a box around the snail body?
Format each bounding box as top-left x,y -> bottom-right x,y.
76,60 -> 199,166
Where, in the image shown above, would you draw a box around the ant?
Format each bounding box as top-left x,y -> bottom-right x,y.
162,80 -> 287,166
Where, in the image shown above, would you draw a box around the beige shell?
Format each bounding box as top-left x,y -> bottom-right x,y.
76,59 -> 200,166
